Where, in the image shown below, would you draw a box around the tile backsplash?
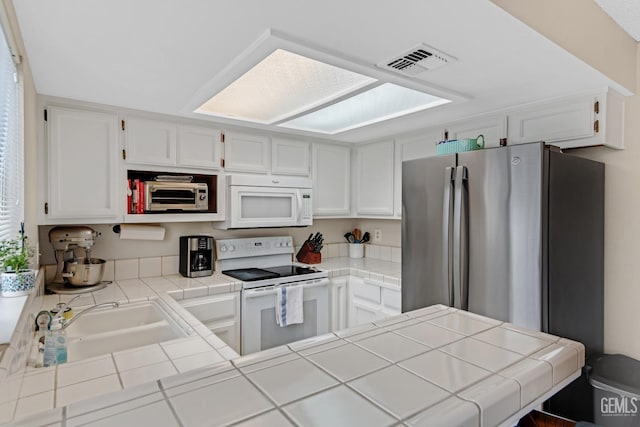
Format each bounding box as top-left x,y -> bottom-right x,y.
318,243 -> 400,263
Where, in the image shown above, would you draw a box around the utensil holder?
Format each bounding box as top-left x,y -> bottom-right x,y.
296,242 -> 321,264
348,243 -> 364,259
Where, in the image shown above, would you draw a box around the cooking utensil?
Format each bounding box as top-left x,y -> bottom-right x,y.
353,228 -> 362,242
344,233 -> 355,243
361,232 -> 370,243
63,258 -> 106,286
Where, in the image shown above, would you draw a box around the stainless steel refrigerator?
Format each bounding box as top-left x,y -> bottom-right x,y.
402,142 -> 604,421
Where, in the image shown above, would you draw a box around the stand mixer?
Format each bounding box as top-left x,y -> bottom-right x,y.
49,226 -> 101,285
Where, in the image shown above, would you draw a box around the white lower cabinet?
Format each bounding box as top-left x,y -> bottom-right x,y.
330,277 -> 348,332
179,292 -> 240,354
347,276 -> 401,328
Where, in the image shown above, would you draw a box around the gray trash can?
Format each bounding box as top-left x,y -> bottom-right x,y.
590,354 -> 640,427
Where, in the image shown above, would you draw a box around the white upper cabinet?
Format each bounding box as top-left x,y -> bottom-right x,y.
271,137 -> 310,176
355,140 -> 394,216
45,106 -> 119,221
125,117 -> 222,169
445,114 -> 507,149
507,89 -> 624,149
394,130 -> 441,217
125,117 -> 177,166
312,143 -> 351,216
223,131 -> 270,173
178,125 -> 223,169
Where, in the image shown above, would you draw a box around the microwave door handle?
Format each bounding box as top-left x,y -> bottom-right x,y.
296,192 -> 303,222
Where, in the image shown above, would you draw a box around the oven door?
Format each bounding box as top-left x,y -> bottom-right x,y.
229,186 -> 310,228
241,278 -> 329,355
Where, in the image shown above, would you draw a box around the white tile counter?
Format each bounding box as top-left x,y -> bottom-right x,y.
0,272 -> 243,423
6,305 -> 585,427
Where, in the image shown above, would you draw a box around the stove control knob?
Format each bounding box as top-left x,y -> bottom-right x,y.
228,245 -> 235,252
275,242 -> 282,248
285,241 -> 292,247
219,245 -> 227,253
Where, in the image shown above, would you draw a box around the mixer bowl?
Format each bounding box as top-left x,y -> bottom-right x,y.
64,258 -> 106,286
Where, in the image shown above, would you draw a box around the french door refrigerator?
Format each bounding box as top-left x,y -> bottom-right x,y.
402,142 -> 604,421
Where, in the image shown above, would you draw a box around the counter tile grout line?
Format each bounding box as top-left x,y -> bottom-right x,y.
157,379 -> 184,427
233,364 -> 301,427
340,380 -> 412,422
61,405 -> 67,427
111,353 -> 124,389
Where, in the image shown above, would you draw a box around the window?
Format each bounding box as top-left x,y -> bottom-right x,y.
0,23 -> 23,240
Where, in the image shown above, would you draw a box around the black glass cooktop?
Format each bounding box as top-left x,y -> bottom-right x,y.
222,265 -> 317,282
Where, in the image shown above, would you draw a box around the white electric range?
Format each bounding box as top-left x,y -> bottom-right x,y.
216,236 -> 329,355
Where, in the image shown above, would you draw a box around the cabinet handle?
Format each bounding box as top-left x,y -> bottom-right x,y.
122,149 -> 127,160
594,120 -> 600,133
44,202 -> 48,214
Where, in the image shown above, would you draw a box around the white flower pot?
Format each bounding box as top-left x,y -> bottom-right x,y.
1,269 -> 36,297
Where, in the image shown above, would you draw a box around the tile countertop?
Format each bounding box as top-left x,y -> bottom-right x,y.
7,305 -> 585,427
0,272 -> 243,423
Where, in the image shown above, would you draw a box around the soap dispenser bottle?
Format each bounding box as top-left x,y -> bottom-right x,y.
43,318 -> 67,367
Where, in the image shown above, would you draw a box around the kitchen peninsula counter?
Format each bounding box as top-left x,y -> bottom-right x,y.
6,304 -> 584,427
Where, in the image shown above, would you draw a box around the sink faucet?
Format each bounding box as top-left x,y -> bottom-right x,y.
52,295 -> 82,319
61,302 -> 119,330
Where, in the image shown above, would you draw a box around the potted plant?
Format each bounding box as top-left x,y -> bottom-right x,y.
0,223 -> 36,297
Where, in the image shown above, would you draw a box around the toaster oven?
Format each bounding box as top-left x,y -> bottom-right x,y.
144,181 -> 208,212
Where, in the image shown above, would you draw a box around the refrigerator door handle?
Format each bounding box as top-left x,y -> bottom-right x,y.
442,166 -> 455,306
453,165 -> 468,310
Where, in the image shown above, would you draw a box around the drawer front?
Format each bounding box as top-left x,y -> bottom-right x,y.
352,280 -> 381,304
381,288 -> 401,311
182,294 -> 237,323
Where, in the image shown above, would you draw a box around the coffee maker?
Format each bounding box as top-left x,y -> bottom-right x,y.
179,236 -> 214,278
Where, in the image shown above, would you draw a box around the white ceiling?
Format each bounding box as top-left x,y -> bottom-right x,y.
12,0 -> 625,143
594,0 -> 640,41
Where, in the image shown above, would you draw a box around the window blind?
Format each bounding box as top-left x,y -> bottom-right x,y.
0,25 -> 23,241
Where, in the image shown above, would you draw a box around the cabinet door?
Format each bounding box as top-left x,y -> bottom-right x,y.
394,131 -> 441,217
271,138 -> 310,176
350,299 -> 382,327
355,140 -> 394,216
211,321 -> 240,354
312,143 -> 351,216
181,292 -> 240,353
507,96 -> 594,145
125,117 -> 177,166
47,107 -> 119,219
224,132 -> 269,173
178,125 -> 222,169
381,287 -> 401,315
446,114 -> 507,149
330,277 -> 348,332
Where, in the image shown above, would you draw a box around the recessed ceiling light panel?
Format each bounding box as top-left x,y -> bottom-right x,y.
196,49 -> 376,123
279,83 -> 450,134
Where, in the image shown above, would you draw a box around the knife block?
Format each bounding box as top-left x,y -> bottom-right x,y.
296,242 -> 321,264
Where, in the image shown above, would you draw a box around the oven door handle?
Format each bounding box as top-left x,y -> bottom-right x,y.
243,279 -> 329,299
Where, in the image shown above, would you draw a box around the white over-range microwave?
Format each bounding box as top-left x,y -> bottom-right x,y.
214,175 -> 313,229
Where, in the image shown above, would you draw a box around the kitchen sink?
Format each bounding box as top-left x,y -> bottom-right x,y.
63,301 -> 187,362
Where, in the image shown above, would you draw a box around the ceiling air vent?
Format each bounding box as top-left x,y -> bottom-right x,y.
378,44 -> 456,76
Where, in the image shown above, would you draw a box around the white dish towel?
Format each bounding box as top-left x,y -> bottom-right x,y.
275,285 -> 304,327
